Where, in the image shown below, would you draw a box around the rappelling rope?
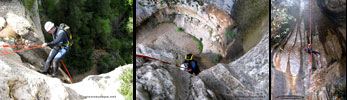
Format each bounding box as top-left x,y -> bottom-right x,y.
0,45 -> 43,56
136,54 -> 197,72
136,54 -> 172,64
308,0 -> 313,99
61,59 -> 74,83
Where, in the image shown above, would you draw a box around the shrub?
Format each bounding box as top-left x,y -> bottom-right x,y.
118,67 -> 133,100
20,0 -> 35,10
97,53 -> 118,74
197,1 -> 203,6
226,28 -> 236,41
212,54 -> 222,63
191,35 -> 203,53
177,27 -> 183,32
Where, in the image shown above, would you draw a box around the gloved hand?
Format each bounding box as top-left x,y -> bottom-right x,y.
180,64 -> 185,71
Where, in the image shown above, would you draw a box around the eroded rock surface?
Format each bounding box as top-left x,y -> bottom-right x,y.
271,0 -> 346,99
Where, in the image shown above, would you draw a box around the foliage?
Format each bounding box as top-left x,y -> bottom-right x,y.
197,1 -> 203,6
209,29 -> 213,37
118,67 -> 133,100
212,54 -> 222,63
271,0 -> 296,43
20,0 -> 35,11
191,35 -> 203,53
97,54 -> 119,74
177,27 -> 183,32
226,28 -> 236,41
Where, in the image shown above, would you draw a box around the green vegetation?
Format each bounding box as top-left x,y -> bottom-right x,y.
20,0 -> 35,11
97,53 -> 126,74
197,1 -> 203,6
39,0 -> 133,75
190,35 -> 203,53
119,67 -> 133,100
271,0 -> 296,43
170,12 -> 177,17
212,54 -> 222,63
226,28 -> 236,41
209,29 -> 213,37
177,27 -> 183,32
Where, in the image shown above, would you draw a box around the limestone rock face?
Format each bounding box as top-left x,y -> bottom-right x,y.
136,44 -> 187,66
0,0 -> 47,69
0,51 -> 130,99
271,0 -> 346,99
136,0 -> 234,56
136,61 -> 217,100
199,33 -> 269,100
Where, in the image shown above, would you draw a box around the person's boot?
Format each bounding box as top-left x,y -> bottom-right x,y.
38,71 -> 47,75
52,66 -> 58,78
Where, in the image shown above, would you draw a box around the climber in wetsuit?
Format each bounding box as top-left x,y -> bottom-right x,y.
40,21 -> 70,77
305,44 -> 320,55
181,54 -> 201,75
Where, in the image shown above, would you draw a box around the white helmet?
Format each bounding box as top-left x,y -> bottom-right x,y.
44,21 -> 54,32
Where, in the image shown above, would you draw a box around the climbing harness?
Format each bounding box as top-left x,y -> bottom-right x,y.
308,0 -> 313,99
58,23 -> 73,48
1,44 -> 74,83
136,54 -> 202,72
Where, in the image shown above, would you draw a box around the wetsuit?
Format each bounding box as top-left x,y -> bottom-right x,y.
305,46 -> 320,55
182,60 -> 200,75
42,27 -> 69,77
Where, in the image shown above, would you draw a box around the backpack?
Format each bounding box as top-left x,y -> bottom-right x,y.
58,23 -> 73,47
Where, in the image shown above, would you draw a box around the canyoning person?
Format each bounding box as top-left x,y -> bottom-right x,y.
40,21 -> 72,77
181,54 -> 201,75
305,44 -> 320,55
